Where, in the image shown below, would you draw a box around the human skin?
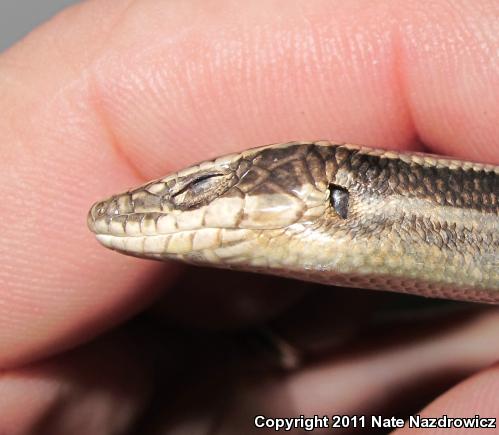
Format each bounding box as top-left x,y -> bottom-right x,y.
0,0 -> 498,433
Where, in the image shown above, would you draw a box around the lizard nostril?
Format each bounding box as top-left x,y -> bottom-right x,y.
95,201 -> 107,216
89,201 -> 108,221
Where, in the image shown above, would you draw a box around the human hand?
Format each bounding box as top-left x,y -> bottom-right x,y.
1,0 -> 498,433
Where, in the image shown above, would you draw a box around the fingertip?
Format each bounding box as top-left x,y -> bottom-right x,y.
393,363 -> 499,434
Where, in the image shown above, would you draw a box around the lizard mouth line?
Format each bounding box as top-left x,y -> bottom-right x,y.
94,227 -> 253,257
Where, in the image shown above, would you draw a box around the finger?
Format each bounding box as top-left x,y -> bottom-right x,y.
90,0 -> 499,173
1,0 -> 498,368
137,309 -> 499,433
273,311 -> 499,417
0,328 -> 153,434
399,0 -> 499,163
393,364 -> 499,434
0,1 -> 181,368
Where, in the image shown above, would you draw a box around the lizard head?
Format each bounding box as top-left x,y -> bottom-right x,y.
88,142 -> 334,268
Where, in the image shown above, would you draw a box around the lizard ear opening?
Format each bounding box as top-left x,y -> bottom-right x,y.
329,184 -> 349,219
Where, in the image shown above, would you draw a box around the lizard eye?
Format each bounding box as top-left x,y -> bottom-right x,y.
171,172 -> 234,210
180,174 -> 224,195
329,184 -> 349,219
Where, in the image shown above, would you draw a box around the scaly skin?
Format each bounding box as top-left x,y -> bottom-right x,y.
88,141 -> 499,303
